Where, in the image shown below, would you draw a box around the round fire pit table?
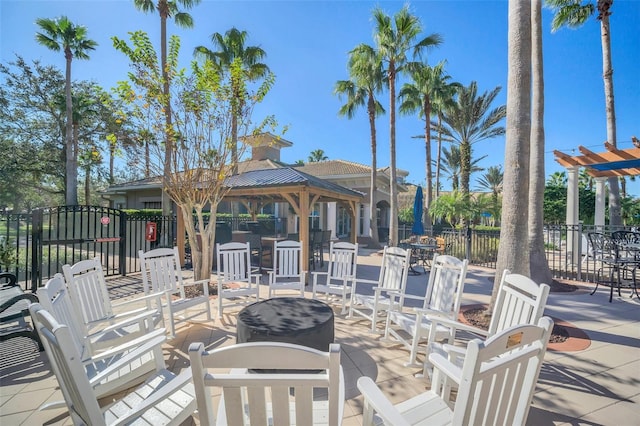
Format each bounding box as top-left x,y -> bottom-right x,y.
236,297 -> 334,352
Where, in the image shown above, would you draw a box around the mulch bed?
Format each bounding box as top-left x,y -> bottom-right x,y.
182,282 -> 226,298
549,279 -> 579,293
462,307 -> 569,344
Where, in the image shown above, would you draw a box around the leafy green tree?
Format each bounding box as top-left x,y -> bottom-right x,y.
293,160 -> 305,166
35,16 -> 97,205
133,0 -> 201,216
547,171 -> 567,187
372,4 -> 442,245
335,43 -> 385,246
435,82 -> 506,199
308,149 -> 328,162
194,27 -> 271,173
429,191 -> 471,227
546,0 -> 621,226
113,31 -> 275,280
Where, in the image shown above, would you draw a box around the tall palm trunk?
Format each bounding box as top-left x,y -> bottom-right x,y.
528,0 -> 553,286
423,98 -> 433,231
64,48 -> 77,205
435,114 -> 443,199
599,0 -> 621,225
389,63 -> 398,246
493,0 -> 532,309
367,93 -> 380,247
160,10 -> 173,219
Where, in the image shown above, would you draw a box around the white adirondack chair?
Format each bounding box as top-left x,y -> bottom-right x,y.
215,242 -> 260,318
348,246 -> 411,333
423,269 -> 551,377
35,275 -> 167,410
189,341 -> 344,426
383,254 -> 468,367
268,240 -> 306,298
139,247 -> 212,337
357,317 -> 554,426
311,241 -> 358,314
62,257 -> 162,349
29,303 -> 196,426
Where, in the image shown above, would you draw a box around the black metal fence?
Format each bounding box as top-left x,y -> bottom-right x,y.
0,207 -> 287,291
2,206 -> 636,291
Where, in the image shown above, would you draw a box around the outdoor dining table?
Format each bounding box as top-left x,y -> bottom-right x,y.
408,243 -> 438,275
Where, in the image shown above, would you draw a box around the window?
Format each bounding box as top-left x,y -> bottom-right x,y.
143,201 -> 162,209
337,206 -> 351,238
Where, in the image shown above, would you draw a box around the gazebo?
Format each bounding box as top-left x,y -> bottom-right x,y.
176,167 -> 363,271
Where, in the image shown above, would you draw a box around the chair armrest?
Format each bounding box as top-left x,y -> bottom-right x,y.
110,368 -> 195,426
87,329 -> 166,363
86,308 -> 159,336
429,352 -> 463,384
357,377 -> 412,426
311,271 -> 328,285
88,333 -> 167,384
425,315 -> 489,338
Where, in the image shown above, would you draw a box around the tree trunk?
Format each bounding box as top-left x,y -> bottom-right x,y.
424,98 -> 433,232
598,3 -> 621,226
160,13 -> 173,221
435,114 -> 443,199
493,0 -> 532,309
64,50 -> 77,205
389,63 -> 398,246
528,0 -> 553,286
368,93 -> 380,247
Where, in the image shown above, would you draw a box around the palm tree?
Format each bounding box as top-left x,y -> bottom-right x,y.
441,145 -> 485,192
476,165 -> 503,217
372,5 -> 442,245
435,82 -> 506,200
308,149 -> 328,162
35,16 -> 97,205
399,60 -> 450,230
546,0 -> 621,225
494,0 -> 532,307
335,43 -> 385,246
133,0 -> 201,215
529,0 -> 554,286
548,171 -> 567,187
194,27 -> 270,173
428,68 -> 461,200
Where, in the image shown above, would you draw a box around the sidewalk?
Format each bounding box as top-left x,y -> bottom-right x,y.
1,248 -> 638,425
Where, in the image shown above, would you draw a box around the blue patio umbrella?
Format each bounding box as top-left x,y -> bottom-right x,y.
412,186 -> 424,235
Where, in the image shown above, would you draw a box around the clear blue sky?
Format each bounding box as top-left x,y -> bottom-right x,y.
1,0 -> 639,194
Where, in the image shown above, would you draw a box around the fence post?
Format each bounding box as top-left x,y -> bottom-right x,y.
465,225 -> 472,261
577,222 -> 583,281
119,210 -> 127,276
31,209 -> 43,292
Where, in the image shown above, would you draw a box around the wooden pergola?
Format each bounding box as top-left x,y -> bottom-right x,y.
177,168 -> 363,272
554,142 -> 640,178
554,142 -> 640,263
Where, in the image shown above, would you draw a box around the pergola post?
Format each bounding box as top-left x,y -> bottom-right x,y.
348,201 -> 357,244
299,189 -> 310,274
595,177 -> 607,230
566,166 -> 580,264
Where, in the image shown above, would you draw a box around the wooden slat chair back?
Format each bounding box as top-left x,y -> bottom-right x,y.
63,258 -> 160,347
358,317 -> 554,426
424,269 -> 549,377
139,247 -> 211,337
311,242 -> 358,314
348,246 -> 411,332
383,254 -> 468,366
215,242 -> 260,319
29,304 -> 196,426
36,275 -> 167,410
189,342 -> 344,426
268,240 -> 305,298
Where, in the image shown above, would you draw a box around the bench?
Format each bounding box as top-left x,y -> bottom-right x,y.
0,273 -> 43,350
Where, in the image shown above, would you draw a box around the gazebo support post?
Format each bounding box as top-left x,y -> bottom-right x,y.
566,166 -> 580,265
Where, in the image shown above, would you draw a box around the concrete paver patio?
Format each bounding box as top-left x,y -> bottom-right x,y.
1,248 -> 638,425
